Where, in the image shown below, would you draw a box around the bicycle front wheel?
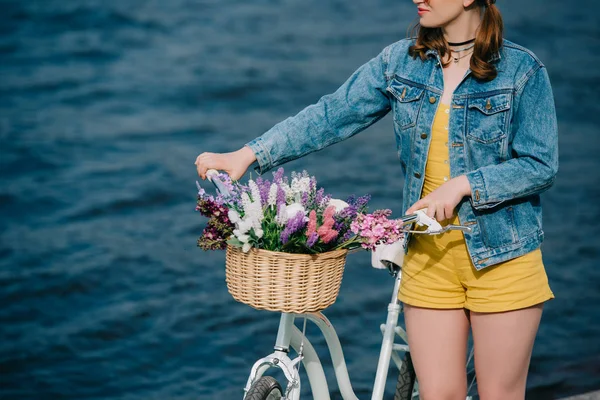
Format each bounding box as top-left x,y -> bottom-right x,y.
244,376 -> 284,400
394,352 -> 417,400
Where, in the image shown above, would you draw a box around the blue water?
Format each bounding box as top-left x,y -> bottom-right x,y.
1,0 -> 599,399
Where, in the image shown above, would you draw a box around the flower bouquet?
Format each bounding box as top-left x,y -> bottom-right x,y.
196,168 -> 405,313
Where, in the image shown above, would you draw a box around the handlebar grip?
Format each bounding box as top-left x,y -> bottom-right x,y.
206,169 -> 219,181
205,169 -> 232,198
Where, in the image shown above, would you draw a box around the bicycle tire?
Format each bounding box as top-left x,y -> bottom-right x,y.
244,376 -> 284,400
394,352 -> 417,400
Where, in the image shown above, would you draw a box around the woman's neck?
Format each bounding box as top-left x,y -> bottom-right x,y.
442,8 -> 482,44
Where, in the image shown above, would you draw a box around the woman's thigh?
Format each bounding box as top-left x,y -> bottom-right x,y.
404,305 -> 470,400
470,303 -> 544,400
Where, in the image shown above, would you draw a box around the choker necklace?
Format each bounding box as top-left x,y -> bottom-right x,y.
447,38 -> 476,46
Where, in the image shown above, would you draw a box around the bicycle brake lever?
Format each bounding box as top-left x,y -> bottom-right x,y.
442,224 -> 473,233
413,209 -> 443,233
411,210 -> 473,235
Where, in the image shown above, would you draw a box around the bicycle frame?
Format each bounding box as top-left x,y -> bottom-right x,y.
204,171 -> 475,399
243,268 -> 408,400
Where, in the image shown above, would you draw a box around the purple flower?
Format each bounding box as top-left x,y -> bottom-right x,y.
309,176 -> 317,192
347,194 -> 370,210
301,191 -> 309,207
276,186 -> 287,208
306,232 -> 319,248
272,167 -> 285,184
341,229 -> 355,242
319,194 -> 331,211
333,220 -> 345,232
315,188 -> 324,207
280,212 -> 307,244
355,195 -> 371,209
339,204 -> 358,220
255,176 -> 271,205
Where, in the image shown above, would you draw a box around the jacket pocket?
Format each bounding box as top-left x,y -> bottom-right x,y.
466,92 -> 511,144
475,205 -> 518,248
387,79 -> 425,130
465,92 -> 512,167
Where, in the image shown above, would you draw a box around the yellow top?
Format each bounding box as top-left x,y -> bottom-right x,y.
398,103 -> 553,312
422,102 -> 460,229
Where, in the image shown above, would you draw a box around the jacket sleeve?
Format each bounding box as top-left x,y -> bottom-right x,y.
245,45 -> 393,175
466,66 -> 559,210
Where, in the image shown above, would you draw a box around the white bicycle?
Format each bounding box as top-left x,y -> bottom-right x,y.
208,171 -> 478,400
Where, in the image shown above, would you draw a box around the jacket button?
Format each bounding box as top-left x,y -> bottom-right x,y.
420,133 -> 428,139
429,96 -> 436,104
414,172 -> 421,179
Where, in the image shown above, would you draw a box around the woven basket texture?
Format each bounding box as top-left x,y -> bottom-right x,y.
225,245 -> 348,313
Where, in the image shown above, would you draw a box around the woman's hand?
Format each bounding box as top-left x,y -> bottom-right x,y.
195,146 -> 257,181
405,175 -> 472,221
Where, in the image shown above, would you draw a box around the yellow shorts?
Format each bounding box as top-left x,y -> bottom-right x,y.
397,222 -> 555,313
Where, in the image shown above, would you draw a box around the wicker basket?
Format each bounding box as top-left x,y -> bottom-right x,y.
225,245 -> 348,313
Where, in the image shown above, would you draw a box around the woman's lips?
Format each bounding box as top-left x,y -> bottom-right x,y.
418,8 -> 429,15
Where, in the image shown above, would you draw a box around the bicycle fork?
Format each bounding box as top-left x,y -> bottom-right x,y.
244,311 -> 361,400
244,313 -> 304,399
243,272 -> 406,400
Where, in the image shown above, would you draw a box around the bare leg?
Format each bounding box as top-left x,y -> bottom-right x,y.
404,305 -> 470,400
470,303 -> 544,400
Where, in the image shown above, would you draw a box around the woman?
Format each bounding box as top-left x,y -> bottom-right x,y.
195,0 -> 558,398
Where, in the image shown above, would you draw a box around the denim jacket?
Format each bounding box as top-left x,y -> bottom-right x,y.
245,38 -> 559,270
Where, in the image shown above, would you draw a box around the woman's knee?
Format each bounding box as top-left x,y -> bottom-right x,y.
418,382 -> 467,400
477,380 -> 526,400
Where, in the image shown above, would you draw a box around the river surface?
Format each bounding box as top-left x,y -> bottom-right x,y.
1,0 -> 599,399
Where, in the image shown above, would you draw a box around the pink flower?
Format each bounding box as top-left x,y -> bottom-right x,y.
323,205 -> 336,222
351,209 -> 405,250
317,205 -> 339,243
320,228 -> 339,244
307,210 -> 317,236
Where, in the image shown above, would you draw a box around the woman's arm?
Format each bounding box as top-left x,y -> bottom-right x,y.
245,45 -> 393,175
465,66 -> 559,210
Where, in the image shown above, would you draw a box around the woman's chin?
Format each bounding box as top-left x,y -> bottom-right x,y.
418,18 -> 438,28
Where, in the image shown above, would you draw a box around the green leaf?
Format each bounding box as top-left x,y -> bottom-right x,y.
227,237 -> 244,247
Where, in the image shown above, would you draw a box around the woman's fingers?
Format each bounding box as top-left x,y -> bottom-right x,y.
437,203 -> 447,221
195,153 -> 215,179
445,204 -> 455,220
407,199 -> 445,221
406,199 -> 426,215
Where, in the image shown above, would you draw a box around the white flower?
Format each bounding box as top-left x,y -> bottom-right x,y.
242,242 -> 252,253
237,234 -> 250,243
249,201 -> 263,230
285,203 -> 307,220
328,198 -> 350,213
276,204 -> 288,225
241,191 -> 264,232
254,228 -> 264,239
228,209 -> 240,224
291,176 -> 311,196
267,183 -> 278,207
241,192 -> 253,215
237,218 -> 253,234
248,180 -> 262,208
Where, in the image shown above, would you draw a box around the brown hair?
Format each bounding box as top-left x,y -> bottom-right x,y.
408,0 -> 503,81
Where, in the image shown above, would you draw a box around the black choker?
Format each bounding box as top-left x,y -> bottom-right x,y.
447,38 -> 476,46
